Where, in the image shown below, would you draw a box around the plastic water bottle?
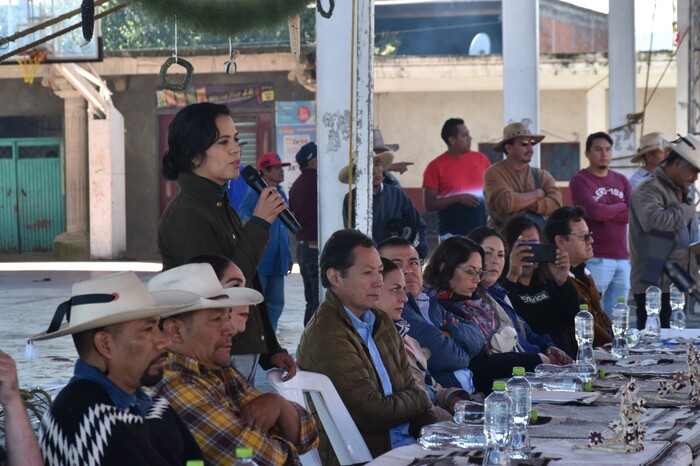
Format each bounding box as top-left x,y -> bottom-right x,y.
670,283 -> 686,330
611,296 -> 629,359
506,367 -> 531,460
419,421 -> 486,449
574,304 -> 595,367
527,373 -> 585,392
483,381 -> 511,466
233,447 -> 259,465
534,363 -> 594,386
644,286 -> 662,337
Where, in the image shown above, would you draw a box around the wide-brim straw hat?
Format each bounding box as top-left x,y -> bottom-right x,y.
373,129 -> 399,153
338,151 -> 395,184
148,263 -> 263,319
29,271 -> 199,341
669,133 -> 700,171
492,122 -> 545,153
631,132 -> 670,164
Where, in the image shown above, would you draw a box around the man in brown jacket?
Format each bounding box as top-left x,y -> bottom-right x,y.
296,229 -> 436,462
544,206 -> 613,348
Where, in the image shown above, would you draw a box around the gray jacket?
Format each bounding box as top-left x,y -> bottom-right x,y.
629,166 -> 700,294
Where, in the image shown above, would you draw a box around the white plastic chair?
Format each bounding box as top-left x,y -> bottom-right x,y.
266,369 -> 373,466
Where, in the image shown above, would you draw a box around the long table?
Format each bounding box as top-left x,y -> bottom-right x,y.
368,329 -> 700,466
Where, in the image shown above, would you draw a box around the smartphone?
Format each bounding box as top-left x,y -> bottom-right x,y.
522,243 -> 556,263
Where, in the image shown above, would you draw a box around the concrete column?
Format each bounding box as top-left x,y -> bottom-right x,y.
502,0 -> 540,166
585,84 -> 608,166
53,92 -> 89,259
608,0 -> 636,168
316,0 -> 374,250
678,0 -> 689,133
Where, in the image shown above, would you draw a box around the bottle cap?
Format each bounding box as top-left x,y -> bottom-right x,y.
186,461 -> 204,466
236,447 -> 253,458
617,296 -> 626,302
530,409 -> 538,422
512,366 -> 525,376
584,381 -> 592,392
579,304 -> 588,311
493,381 -> 506,390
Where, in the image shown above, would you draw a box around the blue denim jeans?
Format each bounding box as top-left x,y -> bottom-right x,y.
585,257 -> 631,317
297,242 -> 320,326
258,274 -> 285,332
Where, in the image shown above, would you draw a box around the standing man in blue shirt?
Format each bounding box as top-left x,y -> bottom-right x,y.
240,153 -> 293,332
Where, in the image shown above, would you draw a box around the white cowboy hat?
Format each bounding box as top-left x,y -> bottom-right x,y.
338,151 -> 395,184
630,132 -> 670,164
148,263 -> 264,318
29,271 -> 199,341
492,122 -> 545,153
669,133 -> 700,171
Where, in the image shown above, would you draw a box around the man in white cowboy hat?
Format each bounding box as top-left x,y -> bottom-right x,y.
31,272 -> 205,466
422,118 -> 491,239
483,121 -> 562,228
570,131 -> 633,317
340,150 -> 429,259
373,128 -> 413,185
630,133 -> 700,330
629,132 -> 671,189
150,263 -> 319,466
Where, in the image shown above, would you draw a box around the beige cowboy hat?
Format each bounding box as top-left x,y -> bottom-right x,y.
148,263 -> 263,318
630,132 -> 670,164
338,151 -> 395,184
29,272 -> 199,341
669,133 -> 700,171
373,129 -> 399,153
492,122 -> 545,153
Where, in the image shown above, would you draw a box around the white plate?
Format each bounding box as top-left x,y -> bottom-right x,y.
532,390 -> 599,405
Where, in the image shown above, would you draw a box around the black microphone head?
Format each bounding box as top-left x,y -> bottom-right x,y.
664,261 -> 696,292
241,165 -> 262,183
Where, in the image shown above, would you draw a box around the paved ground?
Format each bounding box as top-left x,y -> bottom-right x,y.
1,260 -> 699,389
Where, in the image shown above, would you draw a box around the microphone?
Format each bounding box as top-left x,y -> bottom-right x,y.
664,261 -> 700,302
241,165 -> 302,234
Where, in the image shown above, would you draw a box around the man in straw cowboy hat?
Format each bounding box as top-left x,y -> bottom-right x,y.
30,271 -> 205,465
422,118 -> 491,239
150,263 -> 319,466
340,150 -> 429,259
630,133 -> 700,330
483,121 -> 562,228
629,132 -> 671,189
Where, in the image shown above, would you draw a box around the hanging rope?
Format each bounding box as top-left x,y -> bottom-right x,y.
159,19 -> 194,91
317,0 -> 335,19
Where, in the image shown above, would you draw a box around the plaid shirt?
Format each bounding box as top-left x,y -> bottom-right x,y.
154,352 -> 318,466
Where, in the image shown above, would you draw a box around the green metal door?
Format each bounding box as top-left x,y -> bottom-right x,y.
0,143 -> 18,253
0,139 -> 64,253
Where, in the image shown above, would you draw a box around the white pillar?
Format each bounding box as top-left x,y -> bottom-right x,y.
52,92 -> 89,259
89,103 -> 126,259
502,0 -> 540,166
677,0 -> 689,133
316,0 -> 374,251
608,0 -> 636,164
585,84 -> 608,166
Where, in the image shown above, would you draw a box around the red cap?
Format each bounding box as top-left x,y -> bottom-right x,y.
257,152 -> 291,171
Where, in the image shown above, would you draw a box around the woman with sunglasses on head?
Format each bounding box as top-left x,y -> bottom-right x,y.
158,103 -> 296,384
467,226 -> 572,365
422,236 -> 545,393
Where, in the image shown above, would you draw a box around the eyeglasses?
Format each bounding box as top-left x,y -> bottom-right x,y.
671,134 -> 696,150
567,231 -> 594,242
457,267 -> 488,281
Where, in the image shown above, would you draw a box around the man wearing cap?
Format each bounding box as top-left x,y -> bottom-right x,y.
630,134 -> 700,329
340,151 -> 429,259
483,122 -> 562,228
289,142 -> 320,326
150,264 -> 319,466
422,118 -> 491,239
570,132 -> 633,316
32,272 -> 205,465
240,152 -> 293,332
630,132 -> 670,189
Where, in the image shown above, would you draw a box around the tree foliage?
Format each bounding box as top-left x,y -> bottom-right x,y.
101,1 -> 316,51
